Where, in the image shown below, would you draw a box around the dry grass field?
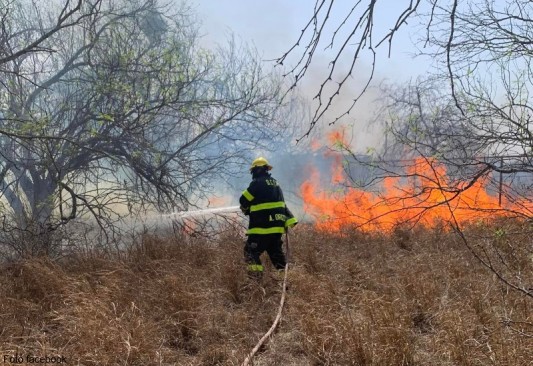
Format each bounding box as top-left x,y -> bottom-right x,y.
0,223 -> 532,365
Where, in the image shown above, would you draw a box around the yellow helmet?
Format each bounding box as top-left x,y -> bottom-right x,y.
250,157 -> 272,171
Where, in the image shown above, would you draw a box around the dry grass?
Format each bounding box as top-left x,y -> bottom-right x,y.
0,223 -> 532,365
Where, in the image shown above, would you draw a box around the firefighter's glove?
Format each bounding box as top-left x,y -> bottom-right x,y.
285,218 -> 298,229
240,205 -> 250,216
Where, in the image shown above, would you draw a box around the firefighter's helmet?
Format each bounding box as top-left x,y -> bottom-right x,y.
250,157 -> 272,171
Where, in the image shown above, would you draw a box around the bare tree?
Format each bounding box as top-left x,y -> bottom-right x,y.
277,0 -> 424,138
278,1 -> 533,135
283,1 -> 533,301
0,0 -> 288,254
0,0 -> 103,66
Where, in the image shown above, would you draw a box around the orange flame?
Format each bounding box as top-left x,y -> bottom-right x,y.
325,128 -> 348,184
208,195 -> 232,208
310,138 -> 322,152
327,129 -> 348,147
301,155 -> 532,232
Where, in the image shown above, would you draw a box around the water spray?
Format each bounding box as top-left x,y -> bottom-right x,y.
163,205 -> 241,219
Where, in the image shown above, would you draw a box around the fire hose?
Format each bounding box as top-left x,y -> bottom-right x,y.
241,230 -> 291,366
164,205 -> 293,364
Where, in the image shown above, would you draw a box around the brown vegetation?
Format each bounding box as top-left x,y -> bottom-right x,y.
0,223 -> 532,365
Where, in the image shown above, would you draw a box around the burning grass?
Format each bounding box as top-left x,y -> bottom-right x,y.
301,155 -> 533,233
0,224 -> 532,365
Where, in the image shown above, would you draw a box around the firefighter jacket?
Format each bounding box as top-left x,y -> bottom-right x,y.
239,173 -> 298,235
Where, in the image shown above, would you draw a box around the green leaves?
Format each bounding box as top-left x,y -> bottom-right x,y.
99,113 -> 114,122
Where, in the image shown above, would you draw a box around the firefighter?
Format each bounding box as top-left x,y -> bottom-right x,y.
239,157 -> 298,278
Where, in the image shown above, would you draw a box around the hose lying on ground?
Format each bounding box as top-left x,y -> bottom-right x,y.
241,231 -> 291,366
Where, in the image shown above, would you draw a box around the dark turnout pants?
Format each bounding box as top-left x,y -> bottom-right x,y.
244,233 -> 286,273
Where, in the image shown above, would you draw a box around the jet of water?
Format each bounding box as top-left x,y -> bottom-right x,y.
164,205 -> 241,219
